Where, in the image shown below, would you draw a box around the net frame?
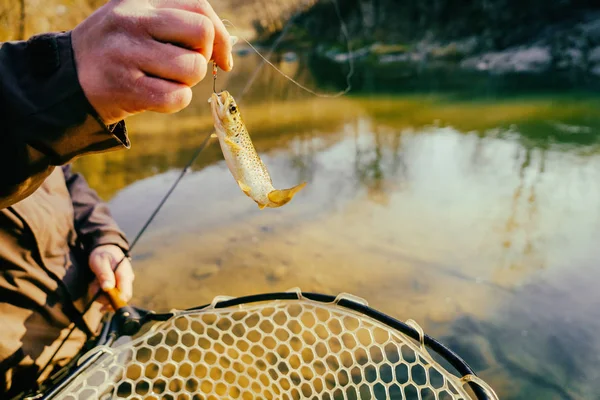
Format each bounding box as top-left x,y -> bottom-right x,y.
30,289 -> 498,400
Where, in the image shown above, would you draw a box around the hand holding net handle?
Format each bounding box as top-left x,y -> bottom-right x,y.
105,287 -> 128,311
103,287 -> 145,337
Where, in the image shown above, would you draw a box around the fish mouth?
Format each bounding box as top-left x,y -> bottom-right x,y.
209,91 -> 229,115
218,91 -> 229,105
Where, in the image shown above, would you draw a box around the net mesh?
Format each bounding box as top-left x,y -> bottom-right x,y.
52,295 -> 490,400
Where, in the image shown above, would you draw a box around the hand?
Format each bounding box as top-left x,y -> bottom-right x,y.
71,0 -> 234,125
88,244 -> 135,309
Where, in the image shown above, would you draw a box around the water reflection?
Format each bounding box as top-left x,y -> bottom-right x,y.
73,52 -> 600,400
352,119 -> 408,205
499,146 -> 546,273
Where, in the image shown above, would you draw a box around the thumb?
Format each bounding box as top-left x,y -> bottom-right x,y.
90,252 -> 116,291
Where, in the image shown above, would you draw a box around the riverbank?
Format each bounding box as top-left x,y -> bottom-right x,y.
258,2 -> 600,89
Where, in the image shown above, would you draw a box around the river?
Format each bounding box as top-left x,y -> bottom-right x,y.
73,49 -> 600,400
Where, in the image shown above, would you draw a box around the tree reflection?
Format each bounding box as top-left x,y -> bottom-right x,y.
352,120 -> 408,206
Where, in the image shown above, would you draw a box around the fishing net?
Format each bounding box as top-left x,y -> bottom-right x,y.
44,290 -> 497,400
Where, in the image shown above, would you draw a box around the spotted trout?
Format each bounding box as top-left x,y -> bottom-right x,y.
209,90 -> 306,209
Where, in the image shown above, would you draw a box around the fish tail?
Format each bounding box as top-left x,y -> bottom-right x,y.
267,182 -> 307,207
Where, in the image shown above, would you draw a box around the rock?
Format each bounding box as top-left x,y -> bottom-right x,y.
379,53 -> 411,64
370,43 -> 408,55
379,50 -> 428,64
267,265 -> 287,282
454,36 -> 480,56
283,52 -> 298,62
580,16 -> 600,42
588,46 -> 600,64
499,46 -> 551,73
566,48 -> 584,66
429,37 -> 479,61
430,43 -> 461,60
325,46 -> 371,63
461,46 -> 551,75
191,264 -> 219,280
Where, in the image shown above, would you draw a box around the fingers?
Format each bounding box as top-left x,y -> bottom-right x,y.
88,280 -> 110,307
145,9 -> 215,62
150,0 -> 233,71
115,258 -> 135,302
135,42 -> 208,87
72,0 -> 235,124
127,8 -> 214,113
89,251 -> 116,290
88,246 -> 135,309
132,75 -> 193,114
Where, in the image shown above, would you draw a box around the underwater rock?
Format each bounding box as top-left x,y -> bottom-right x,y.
191,264 -> 220,280
267,265 -> 287,282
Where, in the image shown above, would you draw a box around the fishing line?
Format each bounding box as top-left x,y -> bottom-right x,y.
237,14 -> 297,99
35,0 -> 354,389
35,127 -> 215,385
222,0 -> 354,98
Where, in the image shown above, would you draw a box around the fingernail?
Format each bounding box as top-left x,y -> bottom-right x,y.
228,53 -> 234,70
101,281 -> 115,290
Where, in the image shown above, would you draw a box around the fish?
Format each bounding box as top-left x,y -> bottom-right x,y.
209,90 -> 307,209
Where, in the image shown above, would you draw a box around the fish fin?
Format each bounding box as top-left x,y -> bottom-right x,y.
224,136 -> 242,151
237,180 -> 252,197
267,182 -> 307,207
257,203 -> 266,210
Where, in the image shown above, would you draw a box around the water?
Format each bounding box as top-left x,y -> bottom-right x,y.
73,51 -> 600,399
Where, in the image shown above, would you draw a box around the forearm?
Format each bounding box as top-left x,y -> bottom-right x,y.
63,165 -> 129,255
0,31 -> 129,209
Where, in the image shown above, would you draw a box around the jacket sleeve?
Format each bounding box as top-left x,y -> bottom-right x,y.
62,164 -> 130,255
0,31 -> 130,210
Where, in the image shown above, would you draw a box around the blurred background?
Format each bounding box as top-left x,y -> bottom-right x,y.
2,1 -> 600,399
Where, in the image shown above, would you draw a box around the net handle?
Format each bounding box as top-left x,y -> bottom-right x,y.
105,287 -> 127,311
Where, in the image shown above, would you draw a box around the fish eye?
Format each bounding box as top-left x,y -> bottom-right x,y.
229,104 -> 237,113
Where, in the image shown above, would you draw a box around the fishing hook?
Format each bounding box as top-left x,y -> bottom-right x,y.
33,3 -> 353,391
212,60 -> 218,93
